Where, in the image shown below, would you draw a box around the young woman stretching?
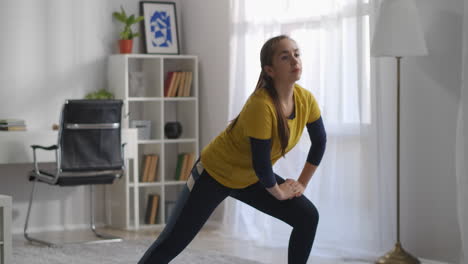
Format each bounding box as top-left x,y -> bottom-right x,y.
139,35 -> 327,264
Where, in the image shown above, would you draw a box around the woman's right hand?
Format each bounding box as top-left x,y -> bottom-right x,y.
267,182 -> 298,200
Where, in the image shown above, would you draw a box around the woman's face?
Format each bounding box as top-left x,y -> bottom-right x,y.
265,38 -> 302,84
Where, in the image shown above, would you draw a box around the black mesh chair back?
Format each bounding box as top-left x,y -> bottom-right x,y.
59,100 -> 123,172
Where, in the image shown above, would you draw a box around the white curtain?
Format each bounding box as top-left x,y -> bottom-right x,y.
224,0 -> 395,260
456,0 -> 468,262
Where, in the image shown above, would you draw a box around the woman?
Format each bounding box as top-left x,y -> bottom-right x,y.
139,35 -> 327,264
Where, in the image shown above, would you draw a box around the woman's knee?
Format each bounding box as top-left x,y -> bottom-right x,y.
306,203 -> 319,226
292,199 -> 319,229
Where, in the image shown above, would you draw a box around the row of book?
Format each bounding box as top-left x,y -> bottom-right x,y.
0,119 -> 26,131
141,154 -> 159,182
140,153 -> 196,182
175,152 -> 196,181
144,194 -> 160,225
164,71 -> 193,97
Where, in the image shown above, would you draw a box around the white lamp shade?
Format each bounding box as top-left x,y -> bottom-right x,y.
371,0 -> 428,57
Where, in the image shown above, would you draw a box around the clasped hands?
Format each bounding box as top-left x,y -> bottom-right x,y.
278,179 -> 304,200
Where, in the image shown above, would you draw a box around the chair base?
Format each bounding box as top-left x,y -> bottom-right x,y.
24,180 -> 123,247
24,229 -> 123,248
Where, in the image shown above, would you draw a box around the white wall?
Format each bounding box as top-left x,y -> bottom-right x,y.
179,0 -> 231,223
398,0 -> 463,262
180,0 -> 231,146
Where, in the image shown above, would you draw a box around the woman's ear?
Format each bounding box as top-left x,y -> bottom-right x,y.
264,65 -> 275,78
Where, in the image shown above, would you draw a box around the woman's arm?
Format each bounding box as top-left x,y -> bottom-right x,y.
297,162 -> 318,189
250,137 -> 297,200
295,117 -> 327,195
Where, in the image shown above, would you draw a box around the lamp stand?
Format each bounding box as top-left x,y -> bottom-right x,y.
376,57 -> 420,264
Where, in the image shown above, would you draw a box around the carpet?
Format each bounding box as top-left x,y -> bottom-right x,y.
13,238 -> 264,264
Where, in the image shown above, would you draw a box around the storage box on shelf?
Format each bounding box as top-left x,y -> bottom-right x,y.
108,54 -> 198,230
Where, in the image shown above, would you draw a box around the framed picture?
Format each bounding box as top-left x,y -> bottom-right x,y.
140,1 -> 180,54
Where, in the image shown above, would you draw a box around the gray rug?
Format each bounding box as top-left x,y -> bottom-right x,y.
13,239 -> 264,264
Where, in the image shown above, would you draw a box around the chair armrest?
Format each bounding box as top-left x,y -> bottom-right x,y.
31,145 -> 58,151
119,143 -> 127,178
30,144 -> 60,184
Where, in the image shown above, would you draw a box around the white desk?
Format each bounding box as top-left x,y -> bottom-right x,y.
0,129 -> 138,165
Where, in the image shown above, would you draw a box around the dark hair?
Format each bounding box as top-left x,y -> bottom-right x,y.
228,35 -> 293,156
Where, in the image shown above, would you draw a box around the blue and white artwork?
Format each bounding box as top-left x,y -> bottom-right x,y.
150,11 -> 173,48
142,2 -> 179,54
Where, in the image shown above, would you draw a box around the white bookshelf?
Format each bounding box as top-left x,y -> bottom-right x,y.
107,54 -> 199,230
0,195 -> 11,264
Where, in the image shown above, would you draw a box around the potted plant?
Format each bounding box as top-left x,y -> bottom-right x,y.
112,6 -> 144,54
85,89 -> 115,99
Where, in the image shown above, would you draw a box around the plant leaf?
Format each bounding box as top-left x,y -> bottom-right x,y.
113,12 -> 126,23
120,6 -> 127,20
127,15 -> 136,25
135,16 -> 144,23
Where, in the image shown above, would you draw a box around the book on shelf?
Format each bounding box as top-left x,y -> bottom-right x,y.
164,71 -> 193,97
183,71 -> 193,97
177,72 -> 188,97
167,72 -> 180,97
141,154 -> 159,182
164,72 -> 175,97
181,153 -> 196,181
145,194 -> 160,225
148,155 -> 159,182
174,152 -> 196,181
174,153 -> 185,181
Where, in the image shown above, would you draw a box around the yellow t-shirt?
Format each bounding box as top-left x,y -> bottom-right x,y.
200,84 -> 321,189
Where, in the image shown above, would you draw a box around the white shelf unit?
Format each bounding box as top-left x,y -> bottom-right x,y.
108,54 -> 199,230
0,195 -> 12,264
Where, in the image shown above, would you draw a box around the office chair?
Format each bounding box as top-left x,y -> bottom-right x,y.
24,99 -> 125,247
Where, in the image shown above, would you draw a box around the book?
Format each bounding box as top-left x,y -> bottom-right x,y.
141,155 -> 152,182
181,153 -> 196,181
144,195 -> 152,224
164,72 -> 175,97
177,72 -> 187,97
149,194 -> 159,224
145,194 -> 160,224
147,155 -> 159,182
0,119 -> 26,131
174,153 -> 185,181
168,72 -> 181,97
0,126 -> 26,131
179,153 -> 189,181
183,72 -> 193,97
0,119 -> 25,126
166,72 -> 178,97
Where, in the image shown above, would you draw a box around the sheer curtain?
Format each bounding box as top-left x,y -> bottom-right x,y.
456,0 -> 468,262
223,0 -> 395,259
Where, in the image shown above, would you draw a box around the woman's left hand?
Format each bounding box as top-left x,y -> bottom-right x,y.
285,179 -> 305,197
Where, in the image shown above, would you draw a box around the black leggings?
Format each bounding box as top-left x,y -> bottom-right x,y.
138,165 -> 319,264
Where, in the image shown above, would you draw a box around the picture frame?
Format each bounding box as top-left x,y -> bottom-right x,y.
140,1 -> 180,54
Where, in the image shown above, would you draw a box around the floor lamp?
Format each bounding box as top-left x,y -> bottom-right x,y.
371,0 -> 428,263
